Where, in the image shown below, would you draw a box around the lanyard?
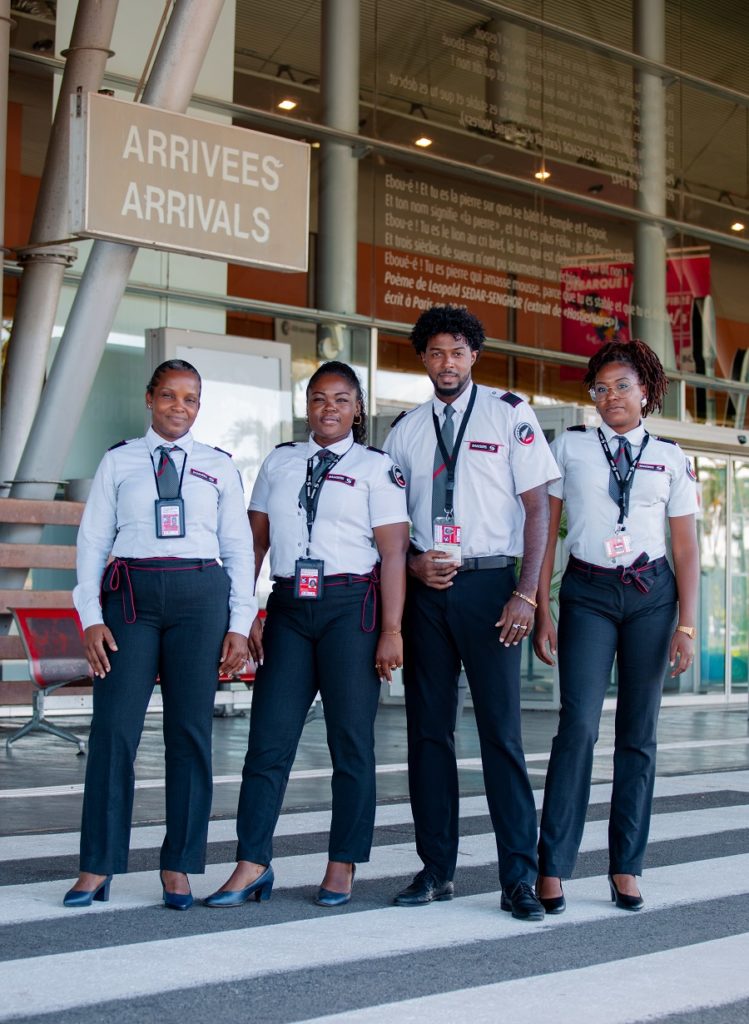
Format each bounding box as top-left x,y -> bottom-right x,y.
150,447 -> 188,498
431,383 -> 478,518
597,428 -> 649,526
301,442 -> 354,552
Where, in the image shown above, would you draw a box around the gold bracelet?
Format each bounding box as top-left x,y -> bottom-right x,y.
381,629 -> 401,635
512,590 -> 538,609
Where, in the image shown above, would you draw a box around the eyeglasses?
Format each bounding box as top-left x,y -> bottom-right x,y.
589,381 -> 635,402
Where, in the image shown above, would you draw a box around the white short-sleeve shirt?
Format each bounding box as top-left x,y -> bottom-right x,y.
249,432 -> 409,577
549,421 -> 698,567
73,427 -> 256,633
383,382 -> 560,558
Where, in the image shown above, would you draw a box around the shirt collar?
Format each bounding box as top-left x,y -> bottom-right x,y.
306,431 -> 355,458
146,426 -> 194,455
599,420 -> 647,446
432,380 -> 473,418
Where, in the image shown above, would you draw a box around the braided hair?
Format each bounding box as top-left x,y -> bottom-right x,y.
583,339 -> 669,417
307,361 -> 368,445
147,359 -> 202,397
410,305 -> 485,355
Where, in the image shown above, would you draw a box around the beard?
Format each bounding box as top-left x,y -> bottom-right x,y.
433,374 -> 471,399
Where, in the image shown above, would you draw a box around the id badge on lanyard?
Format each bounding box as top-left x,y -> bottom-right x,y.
432,385 -> 476,564
294,557 -> 324,600
152,449 -> 188,539
155,498 -> 186,538
599,429 -> 648,562
433,519 -> 462,561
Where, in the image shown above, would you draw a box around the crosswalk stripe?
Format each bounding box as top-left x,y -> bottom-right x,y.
1,855 -> 749,1021
3,737 -> 748,801
295,933 -> 749,1024
2,803 -> 748,926
2,769 -> 748,864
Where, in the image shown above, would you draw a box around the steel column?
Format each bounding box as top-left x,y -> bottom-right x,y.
0,0 -> 119,495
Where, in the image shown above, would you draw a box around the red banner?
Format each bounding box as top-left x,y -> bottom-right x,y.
560,252 -> 710,376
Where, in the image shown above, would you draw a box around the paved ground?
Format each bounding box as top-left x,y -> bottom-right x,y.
1,702 -> 748,1022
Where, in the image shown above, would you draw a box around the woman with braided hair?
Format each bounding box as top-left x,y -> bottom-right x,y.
533,339 -> 699,913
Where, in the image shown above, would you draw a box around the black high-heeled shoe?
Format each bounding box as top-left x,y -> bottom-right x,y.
536,877 -> 566,915
161,870 -> 193,911
63,874 -> 112,908
608,874 -> 644,911
315,864 -> 356,908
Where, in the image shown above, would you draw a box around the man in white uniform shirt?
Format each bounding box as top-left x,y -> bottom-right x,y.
384,305 -> 559,920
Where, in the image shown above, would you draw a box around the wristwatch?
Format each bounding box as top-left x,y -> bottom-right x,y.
675,625 -> 696,639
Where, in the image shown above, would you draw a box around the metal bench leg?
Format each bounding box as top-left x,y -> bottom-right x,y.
5,689 -> 86,754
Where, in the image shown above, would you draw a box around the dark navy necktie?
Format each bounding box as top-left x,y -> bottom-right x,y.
156,445 -> 180,499
608,435 -> 632,507
432,405 -> 455,521
299,449 -> 336,506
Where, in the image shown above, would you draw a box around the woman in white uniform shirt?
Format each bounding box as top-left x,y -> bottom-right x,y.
205,362 -> 410,908
534,340 -> 699,913
64,360 -> 254,910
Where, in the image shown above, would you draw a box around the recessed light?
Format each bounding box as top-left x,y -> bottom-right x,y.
311,141 -> 321,149
277,99 -> 297,111
534,168 -> 551,181
415,136 -> 433,148
731,220 -> 745,232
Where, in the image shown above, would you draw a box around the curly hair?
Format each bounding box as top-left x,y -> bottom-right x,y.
307,361 -> 368,444
410,305 -> 486,355
146,359 -> 201,396
583,339 -> 669,416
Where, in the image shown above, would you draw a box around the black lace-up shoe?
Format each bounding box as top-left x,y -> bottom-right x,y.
394,868 -> 454,906
500,881 -> 546,921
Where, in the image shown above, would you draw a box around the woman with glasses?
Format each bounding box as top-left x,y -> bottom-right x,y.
533,339 -> 698,913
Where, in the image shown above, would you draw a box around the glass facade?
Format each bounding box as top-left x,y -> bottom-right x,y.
3,0 -> 749,703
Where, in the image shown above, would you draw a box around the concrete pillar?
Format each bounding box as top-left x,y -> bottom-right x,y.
632,1 -> 672,370
0,0 -> 226,615
0,0 -> 11,328
0,0 -> 119,496
316,0 -> 360,360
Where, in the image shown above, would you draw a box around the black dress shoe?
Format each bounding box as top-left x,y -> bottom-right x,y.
608,874 -> 644,911
394,868 -> 454,906
500,881 -> 545,921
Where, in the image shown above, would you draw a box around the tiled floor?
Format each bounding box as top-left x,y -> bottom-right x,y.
2,701 -> 748,838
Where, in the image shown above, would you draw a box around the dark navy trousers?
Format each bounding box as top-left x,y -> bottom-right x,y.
236,580 -> 381,865
79,560 -> 230,875
403,568 -> 539,889
538,557 -> 677,878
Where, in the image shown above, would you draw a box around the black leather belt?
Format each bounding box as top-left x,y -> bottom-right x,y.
457,555 -> 514,572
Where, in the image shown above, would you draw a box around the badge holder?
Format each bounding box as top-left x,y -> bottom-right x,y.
294,558 -> 324,600
603,529 -> 632,560
155,497 -> 186,538
433,518 -> 462,562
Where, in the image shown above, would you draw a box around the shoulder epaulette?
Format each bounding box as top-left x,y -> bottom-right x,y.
390,410 -> 407,428
653,435 -> 676,445
274,441 -> 298,449
213,445 -> 233,458
366,445 -> 386,455
567,424 -> 587,432
500,391 -> 523,407
107,439 -> 129,451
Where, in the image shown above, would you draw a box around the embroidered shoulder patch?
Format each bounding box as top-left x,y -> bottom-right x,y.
685,458 -> 697,481
500,391 -> 523,407
514,422 -> 535,445
389,465 -> 407,488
